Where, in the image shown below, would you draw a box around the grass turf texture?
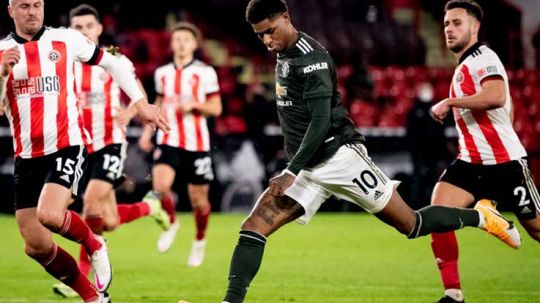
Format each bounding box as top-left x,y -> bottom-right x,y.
0,213 -> 539,303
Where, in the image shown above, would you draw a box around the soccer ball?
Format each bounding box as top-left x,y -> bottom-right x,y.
177,300 -> 191,303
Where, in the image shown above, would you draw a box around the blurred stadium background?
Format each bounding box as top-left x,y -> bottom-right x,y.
0,0 -> 539,214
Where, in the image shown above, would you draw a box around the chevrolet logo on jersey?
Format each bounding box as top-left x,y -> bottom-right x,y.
303,62 -> 328,74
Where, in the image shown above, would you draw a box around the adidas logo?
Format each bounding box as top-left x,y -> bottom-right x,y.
59,174 -> 70,183
374,190 -> 383,200
521,206 -> 532,214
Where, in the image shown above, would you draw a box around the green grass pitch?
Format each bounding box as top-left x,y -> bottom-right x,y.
0,212 -> 539,303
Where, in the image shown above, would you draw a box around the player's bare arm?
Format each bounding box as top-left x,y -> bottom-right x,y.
178,94 -> 222,117
0,47 -> 19,107
1,46 -> 20,76
115,79 -> 148,126
446,78 -> 506,109
431,78 -> 506,122
138,95 -> 163,152
130,100 -> 168,132
268,98 -> 331,196
97,51 -> 170,132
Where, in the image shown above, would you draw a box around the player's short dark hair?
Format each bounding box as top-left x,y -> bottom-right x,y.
171,22 -> 201,42
445,0 -> 483,22
245,0 -> 289,24
69,3 -> 100,22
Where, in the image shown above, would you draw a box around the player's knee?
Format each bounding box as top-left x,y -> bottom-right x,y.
103,224 -> 118,232
189,193 -> 208,209
24,240 -> 53,262
83,193 -> 101,208
103,217 -> 119,232
153,183 -> 170,196
36,209 -> 63,231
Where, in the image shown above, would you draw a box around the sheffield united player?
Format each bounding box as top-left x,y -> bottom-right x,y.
0,0 -> 168,302
430,1 -> 540,302
45,4 -> 171,298
139,22 -> 222,266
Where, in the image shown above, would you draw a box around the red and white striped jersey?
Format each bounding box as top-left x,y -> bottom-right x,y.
154,60 -> 220,152
74,54 -> 135,153
0,26 -> 102,159
450,43 -> 526,165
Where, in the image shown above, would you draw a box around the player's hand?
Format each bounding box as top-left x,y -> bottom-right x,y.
138,134 -> 154,153
1,46 -> 20,76
134,100 -> 170,132
430,98 -> 451,124
268,171 -> 295,197
114,106 -> 137,127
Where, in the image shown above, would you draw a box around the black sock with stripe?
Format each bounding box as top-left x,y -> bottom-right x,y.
223,230 -> 267,303
408,205 -> 480,239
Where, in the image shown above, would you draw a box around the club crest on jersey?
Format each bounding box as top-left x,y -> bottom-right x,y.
280,62 -> 290,78
455,71 -> 464,84
48,50 -> 61,63
99,71 -> 110,81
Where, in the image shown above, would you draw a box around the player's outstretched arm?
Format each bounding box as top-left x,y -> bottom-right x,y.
446,78 -> 506,110
115,79 -> 148,126
178,94 -> 222,117
431,77 -> 507,123
269,96 -> 331,197
138,95 -> 163,153
97,51 -> 170,132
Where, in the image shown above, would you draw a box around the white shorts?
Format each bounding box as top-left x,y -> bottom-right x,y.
285,142 -> 399,224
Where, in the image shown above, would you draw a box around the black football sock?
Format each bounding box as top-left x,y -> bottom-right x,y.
223,230 -> 267,303
408,205 -> 480,239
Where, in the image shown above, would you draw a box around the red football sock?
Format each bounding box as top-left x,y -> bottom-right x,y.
85,216 -> 104,235
431,231 -> 461,290
59,211 -> 102,254
37,243 -> 98,302
194,205 -> 211,240
78,245 -> 91,278
117,202 -> 150,225
161,192 -> 176,224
